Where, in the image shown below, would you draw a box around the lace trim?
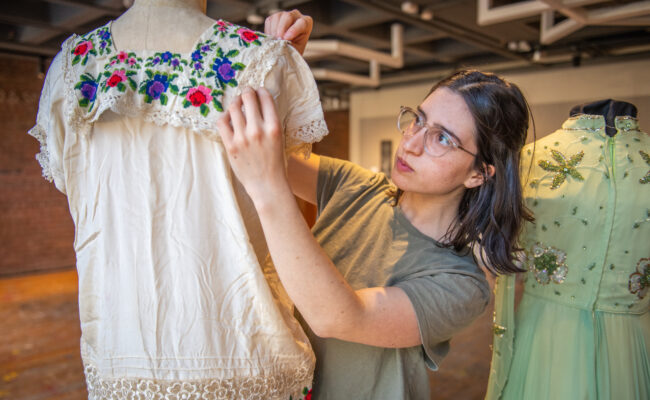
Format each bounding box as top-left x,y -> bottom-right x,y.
84,362 -> 313,400
285,119 -> 329,158
27,124 -> 53,181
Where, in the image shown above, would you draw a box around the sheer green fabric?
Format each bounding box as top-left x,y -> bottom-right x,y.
487,115 -> 650,400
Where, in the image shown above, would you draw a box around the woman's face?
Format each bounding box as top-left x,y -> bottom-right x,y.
392,87 -> 485,199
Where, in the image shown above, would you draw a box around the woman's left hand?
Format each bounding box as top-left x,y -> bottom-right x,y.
217,87 -> 289,205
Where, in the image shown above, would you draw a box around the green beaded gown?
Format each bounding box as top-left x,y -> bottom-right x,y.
486,115 -> 650,400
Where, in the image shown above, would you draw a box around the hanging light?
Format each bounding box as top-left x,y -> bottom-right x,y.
420,8 -> 434,21
401,2 -> 419,15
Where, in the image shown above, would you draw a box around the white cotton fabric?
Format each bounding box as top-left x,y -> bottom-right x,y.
29,20 -> 327,399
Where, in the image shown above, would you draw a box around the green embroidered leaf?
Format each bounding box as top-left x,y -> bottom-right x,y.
200,104 -> 209,117
128,78 -> 137,90
103,71 -> 111,77
551,150 -> 566,165
190,78 -> 198,86
568,151 -> 584,167
232,63 -> 245,71
216,48 -> 224,57
205,72 -> 215,78
145,70 -> 153,79
79,98 -> 89,107
228,80 -> 238,87
551,174 -> 566,189
183,99 -> 191,108
568,169 -> 584,181
538,160 -> 561,172
117,82 -> 126,92
213,98 -> 223,112
226,49 -> 239,58
160,94 -> 168,105
169,85 -> 179,95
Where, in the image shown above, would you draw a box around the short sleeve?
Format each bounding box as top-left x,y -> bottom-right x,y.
28,49 -> 67,194
395,269 -> 490,370
257,41 -> 328,156
316,156 -> 382,213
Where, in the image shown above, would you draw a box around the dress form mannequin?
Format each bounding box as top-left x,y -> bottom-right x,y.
28,2 -> 327,398
112,0 -> 213,53
569,99 -> 637,137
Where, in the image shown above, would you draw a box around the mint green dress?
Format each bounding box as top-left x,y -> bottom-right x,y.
486,115 -> 650,400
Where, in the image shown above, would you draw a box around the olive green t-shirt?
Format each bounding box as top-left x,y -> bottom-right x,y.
306,156 -> 490,400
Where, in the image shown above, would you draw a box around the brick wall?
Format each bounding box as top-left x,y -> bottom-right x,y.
0,56 -> 76,276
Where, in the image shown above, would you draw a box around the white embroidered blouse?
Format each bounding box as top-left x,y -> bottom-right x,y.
29,19 -> 327,400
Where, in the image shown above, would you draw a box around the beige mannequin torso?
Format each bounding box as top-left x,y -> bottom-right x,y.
111,0 -> 214,53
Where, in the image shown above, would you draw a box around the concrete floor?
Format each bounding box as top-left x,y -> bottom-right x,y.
0,268 -> 494,399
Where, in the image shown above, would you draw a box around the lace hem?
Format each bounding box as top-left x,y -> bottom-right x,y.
27,124 -> 53,182
84,362 -> 313,400
286,119 -> 329,158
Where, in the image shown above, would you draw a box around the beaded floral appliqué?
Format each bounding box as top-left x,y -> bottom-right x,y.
527,243 -> 568,285
538,150 -> 585,189
639,150 -> 650,184
71,20 -> 262,117
629,258 -> 650,299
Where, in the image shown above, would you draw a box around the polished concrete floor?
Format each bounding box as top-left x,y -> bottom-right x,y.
0,269 -> 493,399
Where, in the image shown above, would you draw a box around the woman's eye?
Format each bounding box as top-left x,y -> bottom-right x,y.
436,132 -> 453,147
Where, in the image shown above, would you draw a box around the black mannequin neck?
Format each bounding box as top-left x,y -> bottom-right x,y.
569,99 -> 637,137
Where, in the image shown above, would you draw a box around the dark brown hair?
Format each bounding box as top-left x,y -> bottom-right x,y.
391,69 -> 534,274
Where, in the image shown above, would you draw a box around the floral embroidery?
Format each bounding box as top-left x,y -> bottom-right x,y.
72,20 -> 262,117
207,48 -> 245,89
492,323 -> 507,337
72,40 -> 96,66
101,69 -> 137,93
231,27 -> 264,47
97,27 -> 113,54
139,71 -> 179,104
639,150 -> 650,184
214,20 -> 233,38
528,243 -> 568,285
181,78 -> 224,116
629,258 -> 650,299
538,150 -> 585,189
290,387 -> 312,400
75,73 -> 100,110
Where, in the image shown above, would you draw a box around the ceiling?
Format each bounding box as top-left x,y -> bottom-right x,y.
1,0 -> 649,99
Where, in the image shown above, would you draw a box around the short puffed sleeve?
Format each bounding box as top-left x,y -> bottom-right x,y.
241,40 -> 328,155
28,50 -> 68,194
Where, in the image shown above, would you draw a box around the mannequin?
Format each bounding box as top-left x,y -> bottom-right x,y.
486,101 -> 649,399
27,2 -> 327,398
112,0 -> 213,53
569,99 -> 638,136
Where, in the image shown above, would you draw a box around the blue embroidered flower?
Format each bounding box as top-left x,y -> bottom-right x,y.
201,44 -> 211,52
152,56 -> 161,65
99,29 -> 111,40
191,50 -> 202,61
194,62 -> 202,71
161,52 -> 173,62
213,57 -> 235,82
146,74 -> 169,100
80,80 -> 98,101
171,58 -> 180,68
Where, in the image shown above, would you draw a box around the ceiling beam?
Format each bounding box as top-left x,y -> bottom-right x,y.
341,0 -> 532,63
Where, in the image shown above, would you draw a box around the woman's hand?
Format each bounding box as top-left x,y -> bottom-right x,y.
217,87 -> 289,206
264,9 -> 313,56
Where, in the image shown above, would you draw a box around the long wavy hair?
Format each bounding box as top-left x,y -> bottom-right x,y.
390,69 -> 534,274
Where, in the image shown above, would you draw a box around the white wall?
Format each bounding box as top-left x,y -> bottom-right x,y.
349,59 -> 650,169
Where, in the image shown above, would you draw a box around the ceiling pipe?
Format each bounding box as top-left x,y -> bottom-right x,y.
304,23 -> 403,86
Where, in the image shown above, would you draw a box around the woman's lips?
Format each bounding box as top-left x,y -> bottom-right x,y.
395,156 -> 413,173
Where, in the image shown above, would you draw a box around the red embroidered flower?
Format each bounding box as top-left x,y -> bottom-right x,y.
106,70 -> 127,87
117,51 -> 128,62
305,389 -> 312,400
237,28 -> 258,43
216,20 -> 230,32
186,85 -> 212,107
128,58 -> 136,65
73,40 -> 93,56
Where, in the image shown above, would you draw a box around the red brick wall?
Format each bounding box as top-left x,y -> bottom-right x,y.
0,56 -> 76,276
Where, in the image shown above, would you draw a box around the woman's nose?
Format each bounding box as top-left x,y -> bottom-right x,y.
401,129 -> 425,155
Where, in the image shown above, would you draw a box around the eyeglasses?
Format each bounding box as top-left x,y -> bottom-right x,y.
397,106 -> 476,157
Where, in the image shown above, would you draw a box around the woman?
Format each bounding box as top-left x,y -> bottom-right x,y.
217,13 -> 533,399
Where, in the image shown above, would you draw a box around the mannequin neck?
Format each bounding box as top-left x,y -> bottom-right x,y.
131,0 -> 206,13
112,0 -> 212,53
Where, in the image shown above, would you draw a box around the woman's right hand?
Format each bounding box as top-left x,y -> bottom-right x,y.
264,10 -> 313,56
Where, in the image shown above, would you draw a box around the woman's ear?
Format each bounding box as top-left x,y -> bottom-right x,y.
464,164 -> 495,189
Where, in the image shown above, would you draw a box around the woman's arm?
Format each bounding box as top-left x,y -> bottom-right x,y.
287,153 -> 319,204
217,88 -> 421,348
